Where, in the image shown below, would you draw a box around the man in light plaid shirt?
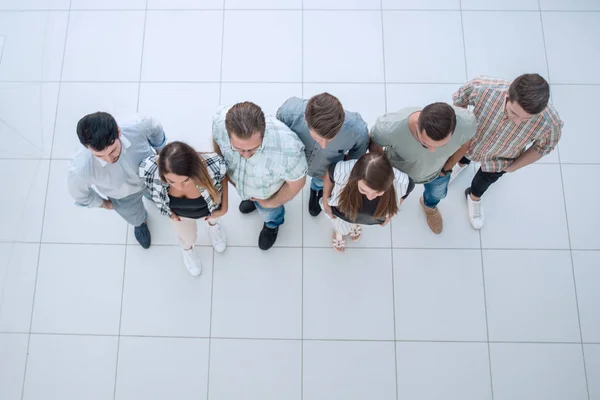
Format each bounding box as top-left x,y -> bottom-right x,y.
451,74 -> 563,229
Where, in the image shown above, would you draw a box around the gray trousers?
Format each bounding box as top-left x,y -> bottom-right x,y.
109,190 -> 148,227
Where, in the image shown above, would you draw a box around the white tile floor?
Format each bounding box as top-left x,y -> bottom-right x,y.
0,1 -> 598,399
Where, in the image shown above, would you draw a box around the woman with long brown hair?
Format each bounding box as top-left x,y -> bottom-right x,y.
322,153 -> 414,252
139,141 -> 229,276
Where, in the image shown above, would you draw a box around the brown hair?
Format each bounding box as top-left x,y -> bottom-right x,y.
337,153 -> 399,222
225,102 -> 266,139
418,102 -> 457,141
508,73 -> 550,115
158,141 -> 220,203
305,93 -> 345,140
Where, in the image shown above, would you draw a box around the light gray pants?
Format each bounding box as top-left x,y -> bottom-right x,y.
109,190 -> 148,227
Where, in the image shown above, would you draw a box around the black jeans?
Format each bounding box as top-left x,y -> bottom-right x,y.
459,157 -> 505,198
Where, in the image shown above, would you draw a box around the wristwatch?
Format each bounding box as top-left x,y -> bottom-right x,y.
442,168 -> 453,175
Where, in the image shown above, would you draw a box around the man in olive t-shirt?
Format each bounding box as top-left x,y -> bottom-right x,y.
369,102 -> 476,234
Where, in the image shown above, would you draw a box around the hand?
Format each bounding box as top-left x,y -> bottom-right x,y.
250,197 -> 273,208
503,164 -> 516,173
170,212 -> 181,221
101,200 -> 114,210
323,201 -> 335,219
207,208 -> 227,220
380,215 -> 392,227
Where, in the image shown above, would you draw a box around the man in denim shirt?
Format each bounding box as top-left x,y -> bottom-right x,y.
67,112 -> 167,248
276,93 -> 369,216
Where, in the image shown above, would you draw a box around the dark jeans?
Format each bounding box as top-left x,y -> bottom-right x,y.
459,157 -> 505,198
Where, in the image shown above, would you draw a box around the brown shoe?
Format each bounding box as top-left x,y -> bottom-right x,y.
420,196 -> 443,234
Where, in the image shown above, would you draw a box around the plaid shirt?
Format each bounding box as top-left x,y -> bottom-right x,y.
139,152 -> 227,217
212,105 -> 307,200
453,76 -> 563,172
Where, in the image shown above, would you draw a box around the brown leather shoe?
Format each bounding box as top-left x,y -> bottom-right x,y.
420,196 -> 443,234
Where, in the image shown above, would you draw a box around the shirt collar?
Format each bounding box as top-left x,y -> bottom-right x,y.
95,135 -> 132,167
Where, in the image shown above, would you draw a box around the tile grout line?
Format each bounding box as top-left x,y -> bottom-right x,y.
458,0 -> 469,82
300,2 -> 304,399
19,1 -> 73,399
3,80 -> 600,85
379,0 -> 388,118
135,0 -> 148,113
538,2 -> 591,399
4,8 -> 600,12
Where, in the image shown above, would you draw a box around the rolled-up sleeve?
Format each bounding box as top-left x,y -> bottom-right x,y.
283,152 -> 308,182
67,164 -> 103,208
452,78 -> 480,108
532,123 -> 562,156
347,118 -> 369,160
143,116 -> 167,151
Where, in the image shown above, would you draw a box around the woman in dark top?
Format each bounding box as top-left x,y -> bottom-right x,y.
321,153 -> 413,252
139,141 -> 228,276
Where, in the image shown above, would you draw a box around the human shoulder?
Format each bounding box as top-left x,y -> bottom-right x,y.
279,96 -> 307,115
69,147 -> 95,180
540,103 -> 564,130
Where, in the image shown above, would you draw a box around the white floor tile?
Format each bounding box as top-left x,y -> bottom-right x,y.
304,11 -> 384,83
461,0 -> 539,10
62,11 -> 145,81
383,11 -> 466,83
220,83 -> 302,117
394,249 -> 487,341
209,339 -> 301,400
303,340 -> 397,400
540,0 -> 600,10
52,82 -> 140,159
0,244 -> 38,332
490,343 -> 588,400
573,251 -> 600,342
137,82 -> 219,152
303,248 -> 394,340
562,165 -> 600,250
148,0 -> 223,9
226,0 -> 301,8
142,11 -> 223,82
0,333 -> 28,400
115,337 -> 209,400
0,0 -> 69,9
386,83 -> 458,111
0,11 -> 67,81
0,160 -> 49,242
220,185 -> 303,247
23,334 -> 118,400
479,164 -> 569,249
42,160 -> 128,244
305,0 -> 380,9
543,12 -> 600,84
71,0 -> 145,9
383,0 -> 459,9
222,11 -> 301,82
483,250 -> 581,342
585,344 -> 600,400
0,83 -> 59,159
462,11 -> 548,81
211,248 -> 302,339
303,83 -> 385,127
396,342 -> 492,400
392,165 -> 481,249
120,245 -> 213,337
31,244 -> 124,335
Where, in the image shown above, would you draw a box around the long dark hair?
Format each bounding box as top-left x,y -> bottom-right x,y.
337,153 -> 398,222
158,141 -> 220,202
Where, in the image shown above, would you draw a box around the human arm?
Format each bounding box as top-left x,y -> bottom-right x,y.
368,116 -> 395,154
322,166 -> 335,218
441,140 -> 472,174
504,147 -> 543,173
275,97 -> 302,127
142,116 -> 167,151
208,176 -> 229,219
67,166 -> 105,208
256,176 -> 306,209
452,79 -> 480,109
346,118 -> 369,160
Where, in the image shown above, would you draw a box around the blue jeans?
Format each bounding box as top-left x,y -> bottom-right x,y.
310,176 -> 324,191
423,173 -> 451,209
254,202 -> 285,229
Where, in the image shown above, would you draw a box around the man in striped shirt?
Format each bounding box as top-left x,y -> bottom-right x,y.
451,74 -> 563,229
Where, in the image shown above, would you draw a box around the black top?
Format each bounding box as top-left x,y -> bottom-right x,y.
328,164 -> 385,226
168,194 -> 210,219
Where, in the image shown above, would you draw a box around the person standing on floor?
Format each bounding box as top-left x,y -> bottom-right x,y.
322,153 -> 412,252
275,93 -> 369,217
369,102 -> 477,234
139,141 -> 228,276
67,112 -> 167,248
212,102 -> 307,250
450,74 -> 563,229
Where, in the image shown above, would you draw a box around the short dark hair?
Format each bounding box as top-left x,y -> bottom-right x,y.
305,93 -> 345,140
76,112 -> 119,151
508,73 -> 550,115
225,102 -> 266,139
418,102 -> 457,141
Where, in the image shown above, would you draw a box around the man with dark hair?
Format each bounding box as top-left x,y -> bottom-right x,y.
451,74 -> 563,229
212,102 -> 307,250
276,93 -> 369,216
68,112 -> 167,248
370,102 -> 476,233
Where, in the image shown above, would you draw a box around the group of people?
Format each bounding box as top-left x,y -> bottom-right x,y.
68,73 -> 563,276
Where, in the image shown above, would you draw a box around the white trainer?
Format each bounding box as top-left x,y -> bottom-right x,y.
208,220 -> 227,253
465,188 -> 484,230
449,163 -> 469,185
182,247 -> 202,276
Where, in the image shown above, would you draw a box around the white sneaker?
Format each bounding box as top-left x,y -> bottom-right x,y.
181,247 -> 202,276
449,163 -> 469,185
208,220 -> 227,253
465,188 -> 484,230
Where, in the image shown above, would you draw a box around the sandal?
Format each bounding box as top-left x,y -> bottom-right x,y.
332,231 -> 346,253
348,224 -> 362,242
